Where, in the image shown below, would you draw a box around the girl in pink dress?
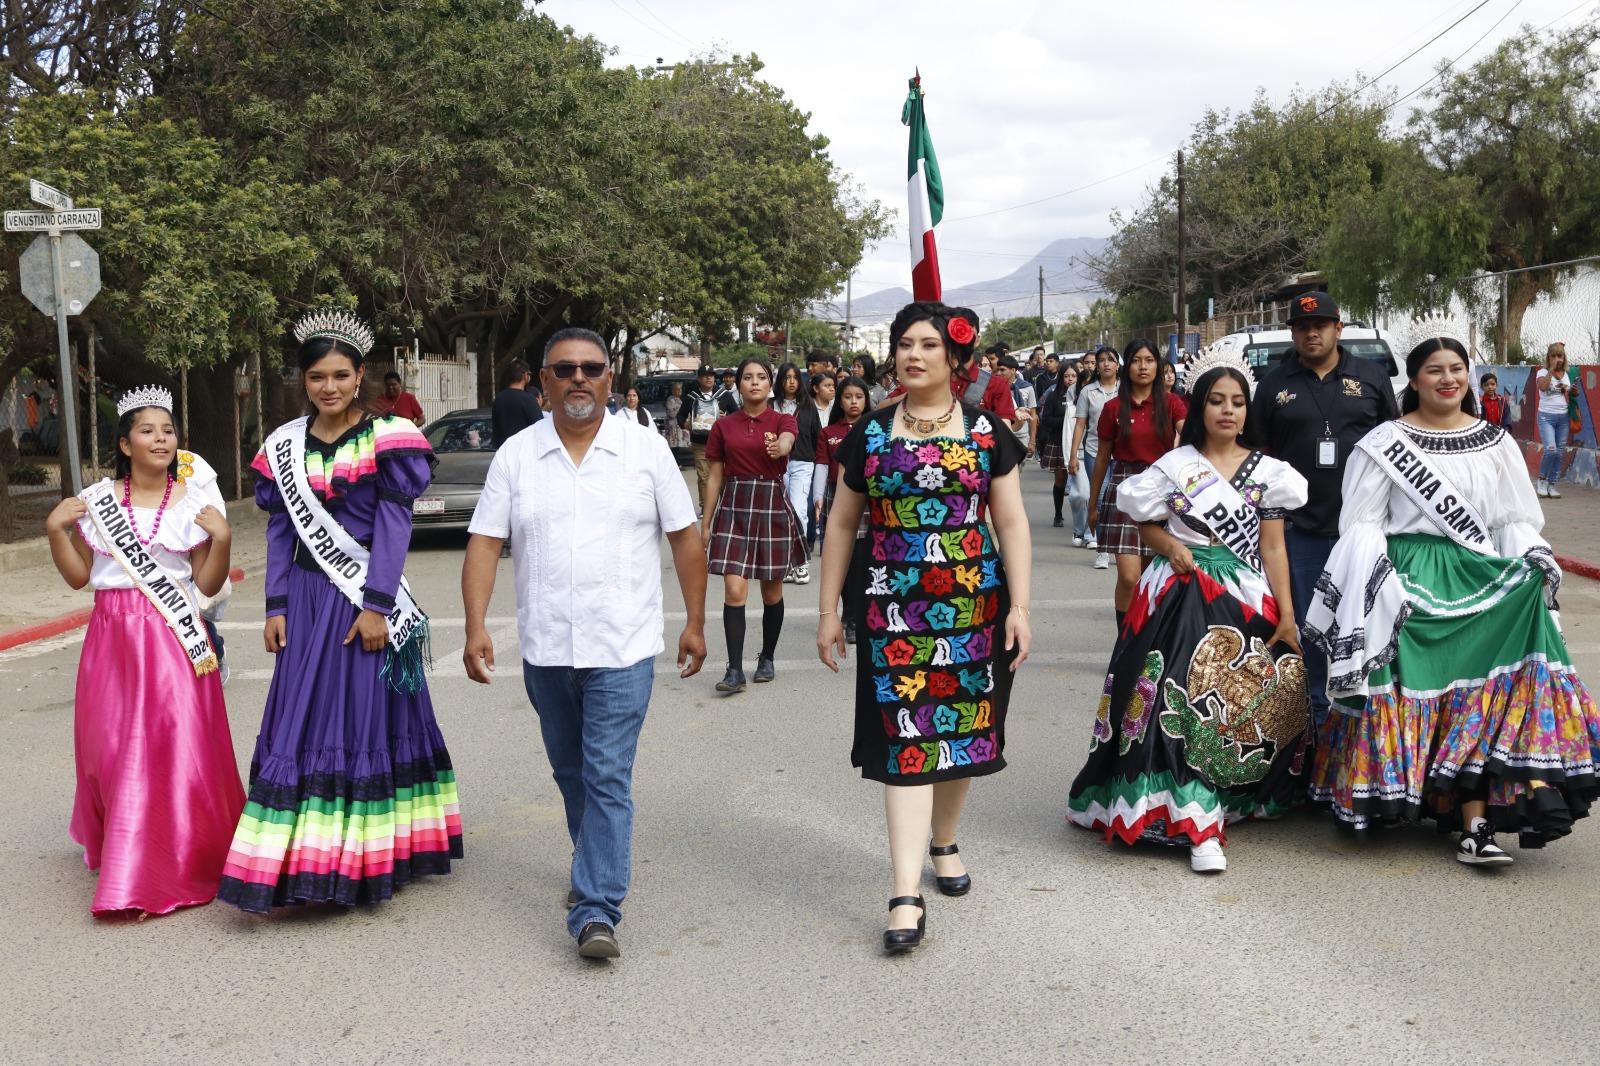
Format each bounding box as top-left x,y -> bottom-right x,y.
44,387 -> 245,917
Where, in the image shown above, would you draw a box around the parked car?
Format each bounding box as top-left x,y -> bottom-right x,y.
633,370 -> 699,462
411,408 -> 494,532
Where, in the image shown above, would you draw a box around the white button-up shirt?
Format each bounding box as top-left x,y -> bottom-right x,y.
468,415 -> 696,669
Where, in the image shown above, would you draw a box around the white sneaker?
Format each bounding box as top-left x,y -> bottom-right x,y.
1092,552 -> 1111,570
1537,480 -> 1551,498
1548,482 -> 1563,499
1072,536 -> 1084,547
1190,838 -> 1227,873
1084,536 -> 1098,550
793,564 -> 811,584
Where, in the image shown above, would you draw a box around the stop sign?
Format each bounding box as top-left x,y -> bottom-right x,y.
19,232 -> 101,316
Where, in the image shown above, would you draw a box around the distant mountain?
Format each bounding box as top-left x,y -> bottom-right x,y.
839,237 -> 1109,324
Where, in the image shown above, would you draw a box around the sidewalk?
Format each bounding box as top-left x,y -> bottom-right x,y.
0,499 -> 269,645
1533,483 -> 1600,580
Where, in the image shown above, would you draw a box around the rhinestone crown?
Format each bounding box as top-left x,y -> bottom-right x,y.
292,308 -> 375,357
116,384 -> 174,417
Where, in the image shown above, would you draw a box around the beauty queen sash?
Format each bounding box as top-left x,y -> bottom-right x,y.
82,480 -> 218,676
1152,446 -> 1262,570
1356,422 -> 1493,555
263,417 -> 427,652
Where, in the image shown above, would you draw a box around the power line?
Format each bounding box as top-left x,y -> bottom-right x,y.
1386,0 -> 1530,112
628,0 -> 697,50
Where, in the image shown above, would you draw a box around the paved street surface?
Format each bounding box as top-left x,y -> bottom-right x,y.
6,466 -> 1600,1064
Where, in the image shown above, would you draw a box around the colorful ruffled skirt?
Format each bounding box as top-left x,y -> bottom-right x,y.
72,589 -> 245,916
217,566 -> 462,912
1068,546 -> 1310,846
1310,534 -> 1600,846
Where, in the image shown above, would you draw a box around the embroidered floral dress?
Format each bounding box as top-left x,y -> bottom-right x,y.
836,403 -> 1026,784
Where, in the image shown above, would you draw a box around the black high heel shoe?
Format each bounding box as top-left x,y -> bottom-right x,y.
929,842 -> 971,896
883,895 -> 926,954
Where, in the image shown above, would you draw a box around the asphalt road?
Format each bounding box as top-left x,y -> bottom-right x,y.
6,467 -> 1600,1065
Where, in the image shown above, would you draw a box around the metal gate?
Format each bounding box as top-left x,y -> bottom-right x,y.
396,347 -> 478,424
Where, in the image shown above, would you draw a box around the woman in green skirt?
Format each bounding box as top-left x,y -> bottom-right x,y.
1306,337 -> 1600,866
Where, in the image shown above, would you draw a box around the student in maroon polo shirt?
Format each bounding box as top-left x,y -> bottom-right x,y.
1088,339 -> 1187,630
702,357 -> 806,693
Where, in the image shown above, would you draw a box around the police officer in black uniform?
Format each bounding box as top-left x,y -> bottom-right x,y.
1251,291 -> 1399,725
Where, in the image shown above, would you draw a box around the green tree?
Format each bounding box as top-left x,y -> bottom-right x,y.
786,318 -> 843,354
1095,86 -> 1395,322
1322,19 -> 1600,359
649,56 -> 890,347
980,316 -> 1048,352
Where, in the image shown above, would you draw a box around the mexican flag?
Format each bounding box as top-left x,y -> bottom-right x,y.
902,74 -> 943,301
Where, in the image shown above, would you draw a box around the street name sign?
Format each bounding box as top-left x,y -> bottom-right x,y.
4,209 -> 101,231
29,180 -> 72,211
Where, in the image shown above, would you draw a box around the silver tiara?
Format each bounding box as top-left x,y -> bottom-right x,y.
117,385 -> 174,417
292,308 -> 375,357
1184,347 -> 1251,384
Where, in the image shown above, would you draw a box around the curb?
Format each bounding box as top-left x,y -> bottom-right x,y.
0,567 -> 247,653
1557,554 -> 1600,584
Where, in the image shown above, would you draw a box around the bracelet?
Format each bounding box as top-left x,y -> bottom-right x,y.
819,609 -> 837,616
1011,604 -> 1030,616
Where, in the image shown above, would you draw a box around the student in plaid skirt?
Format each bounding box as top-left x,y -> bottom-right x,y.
1088,339 -> 1187,633
702,357 -> 806,693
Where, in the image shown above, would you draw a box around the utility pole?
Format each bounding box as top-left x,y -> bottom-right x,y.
1038,264 -> 1046,346
1175,149 -> 1187,356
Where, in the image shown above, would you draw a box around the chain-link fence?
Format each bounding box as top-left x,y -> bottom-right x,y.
1375,257 -> 1600,367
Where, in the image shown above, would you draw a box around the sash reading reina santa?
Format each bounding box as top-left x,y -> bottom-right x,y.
1356,422 -> 1493,555
81,480 -> 218,676
263,417 -> 428,652
1152,446 -> 1262,570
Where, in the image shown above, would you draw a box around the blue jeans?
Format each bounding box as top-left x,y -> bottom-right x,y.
522,657 -> 655,938
1067,452 -> 1091,540
1285,525 -> 1338,727
1538,410 -> 1569,483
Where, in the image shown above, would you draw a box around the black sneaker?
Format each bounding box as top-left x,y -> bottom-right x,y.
714,665 -> 747,693
577,921 -> 620,959
1052,515 -> 1064,527
753,656 -> 776,683
1456,825 -> 1513,867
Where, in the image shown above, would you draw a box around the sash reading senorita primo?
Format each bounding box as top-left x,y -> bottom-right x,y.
262,417 -> 430,665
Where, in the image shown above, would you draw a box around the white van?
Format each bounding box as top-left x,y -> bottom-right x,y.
1205,325 -> 1404,399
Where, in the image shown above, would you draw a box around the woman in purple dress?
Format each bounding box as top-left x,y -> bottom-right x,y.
217,310 -> 462,912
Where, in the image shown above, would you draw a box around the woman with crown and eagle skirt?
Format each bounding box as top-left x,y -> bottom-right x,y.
1067,351 -> 1311,875
45,386 -> 245,916
216,310 -> 463,912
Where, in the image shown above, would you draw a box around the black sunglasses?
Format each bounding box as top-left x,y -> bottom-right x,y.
548,361 -> 609,379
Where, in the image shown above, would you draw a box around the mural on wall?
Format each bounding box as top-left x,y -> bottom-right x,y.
1487,366 -> 1600,488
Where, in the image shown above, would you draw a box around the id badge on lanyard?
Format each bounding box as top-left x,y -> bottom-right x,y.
1317,422 -> 1337,469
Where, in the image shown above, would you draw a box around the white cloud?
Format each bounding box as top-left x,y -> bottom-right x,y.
540,0 -> 1592,297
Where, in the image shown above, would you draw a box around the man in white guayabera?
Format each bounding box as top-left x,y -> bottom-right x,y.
461,327 -> 708,961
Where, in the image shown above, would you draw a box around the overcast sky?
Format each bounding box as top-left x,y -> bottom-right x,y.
540,0 -> 1594,299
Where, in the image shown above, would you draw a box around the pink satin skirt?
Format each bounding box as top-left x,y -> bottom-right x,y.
71,588 -> 245,916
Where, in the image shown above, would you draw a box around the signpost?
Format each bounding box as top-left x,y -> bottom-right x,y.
8,182 -> 104,494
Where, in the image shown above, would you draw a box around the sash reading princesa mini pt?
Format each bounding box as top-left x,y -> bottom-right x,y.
1152,445 -> 1263,569
82,479 -> 218,676
264,417 -> 428,651
1356,422 -> 1493,555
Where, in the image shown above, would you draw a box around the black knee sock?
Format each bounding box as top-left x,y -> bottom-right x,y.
759,599 -> 784,660
723,604 -> 746,669
1051,482 -> 1065,519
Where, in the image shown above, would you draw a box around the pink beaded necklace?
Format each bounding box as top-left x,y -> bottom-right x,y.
121,475 -> 175,547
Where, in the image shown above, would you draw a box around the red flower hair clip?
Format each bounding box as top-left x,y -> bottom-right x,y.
946,317 -> 975,345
